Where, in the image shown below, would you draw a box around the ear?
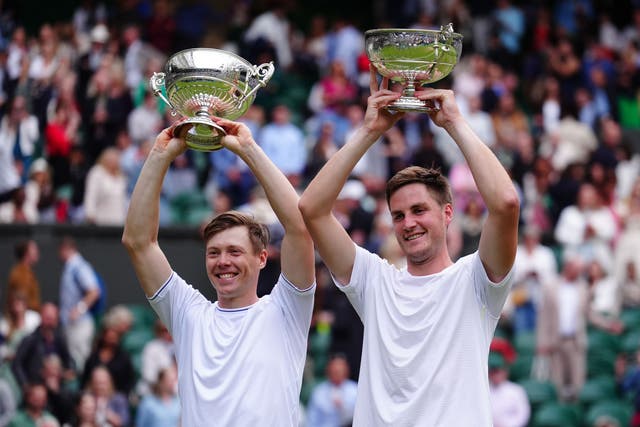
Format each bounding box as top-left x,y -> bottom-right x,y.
258,249 -> 268,270
444,203 -> 454,227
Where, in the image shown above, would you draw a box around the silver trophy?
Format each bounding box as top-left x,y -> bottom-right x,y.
365,24 -> 463,112
150,48 -> 275,151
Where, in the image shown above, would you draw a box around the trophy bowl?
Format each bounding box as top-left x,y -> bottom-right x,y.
150,48 -> 275,151
365,24 -> 463,113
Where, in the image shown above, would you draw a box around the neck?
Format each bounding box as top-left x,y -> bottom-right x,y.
218,294 -> 259,310
407,253 -> 453,276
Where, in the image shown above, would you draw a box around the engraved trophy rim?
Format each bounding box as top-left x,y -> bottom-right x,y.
364,27 -> 464,40
165,47 -> 254,70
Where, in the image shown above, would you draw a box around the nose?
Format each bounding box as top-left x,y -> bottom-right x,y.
402,214 -> 417,230
217,252 -> 232,266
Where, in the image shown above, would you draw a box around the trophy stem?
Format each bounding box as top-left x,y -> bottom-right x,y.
174,114 -> 227,152
403,78 -> 416,98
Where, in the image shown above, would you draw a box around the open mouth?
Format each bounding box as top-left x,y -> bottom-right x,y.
404,232 -> 425,241
216,272 -> 238,280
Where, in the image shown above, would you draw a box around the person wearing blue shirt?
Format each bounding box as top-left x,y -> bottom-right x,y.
306,354 -> 358,427
135,365 -> 180,427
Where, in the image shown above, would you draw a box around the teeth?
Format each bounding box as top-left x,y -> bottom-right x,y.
406,234 -> 422,241
219,273 -> 236,278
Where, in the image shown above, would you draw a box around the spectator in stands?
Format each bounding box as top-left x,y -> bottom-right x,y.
22,158 -> 56,223
465,94 -> 496,149
621,261 -> 640,310
135,365 -> 180,427
57,236 -> 101,371
0,291 -> 41,361
5,27 -> 28,96
488,352 -> 530,427
307,60 -> 358,115
138,319 -> 175,397
119,134 -> 150,194
44,97 -> 81,191
40,354 -> 76,426
82,61 -> 132,163
491,91 -> 529,160
6,239 -> 41,312
243,0 -> 294,69
122,23 -> 157,92
0,117 -> 21,205
83,147 -> 127,226
70,392 -> 99,427
325,18 -> 364,81
258,104 -> 307,188
0,187 -> 35,224
85,366 -> 130,427
81,326 -> 135,396
145,0 -> 177,54
0,95 -> 39,183
76,23 -> 110,99
540,103 -> 598,174
12,303 -> 74,390
163,152 -> 198,202
8,383 -> 59,427
67,144 -> 90,224
345,103 -> 388,189
127,91 -> 163,146
491,0 -> 525,68
587,258 -> 624,335
505,225 -> 558,333
306,354 -> 358,427
554,181 -> 618,269
100,305 -> 133,338
536,252 -> 589,401
304,121 -> 339,184
205,138 -> 256,208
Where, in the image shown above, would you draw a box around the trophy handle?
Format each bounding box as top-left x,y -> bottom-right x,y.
242,62 -> 275,101
150,72 -> 177,111
439,23 -> 455,41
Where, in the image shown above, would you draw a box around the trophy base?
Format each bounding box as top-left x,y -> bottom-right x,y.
174,117 -> 226,152
385,97 -> 439,113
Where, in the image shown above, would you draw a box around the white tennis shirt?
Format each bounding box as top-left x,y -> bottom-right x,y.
149,272 -> 315,427
337,246 -> 514,427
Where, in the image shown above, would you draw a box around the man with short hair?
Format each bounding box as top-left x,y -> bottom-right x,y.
299,67 -> 520,426
122,118 -> 315,426
12,303 -> 74,389
57,237 -> 101,371
8,383 -> 59,427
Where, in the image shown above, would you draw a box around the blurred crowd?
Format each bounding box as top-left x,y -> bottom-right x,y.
1,0 -> 640,425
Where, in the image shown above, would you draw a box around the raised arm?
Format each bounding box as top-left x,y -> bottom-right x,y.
122,128 -> 186,297
418,89 -> 520,281
298,67 -> 402,284
215,118 -> 314,289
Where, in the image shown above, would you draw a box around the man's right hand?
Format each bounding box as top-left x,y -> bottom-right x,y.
154,126 -> 188,159
363,65 -> 404,134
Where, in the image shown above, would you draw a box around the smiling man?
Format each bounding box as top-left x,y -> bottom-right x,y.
299,67 -> 520,426
122,118 -> 315,427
